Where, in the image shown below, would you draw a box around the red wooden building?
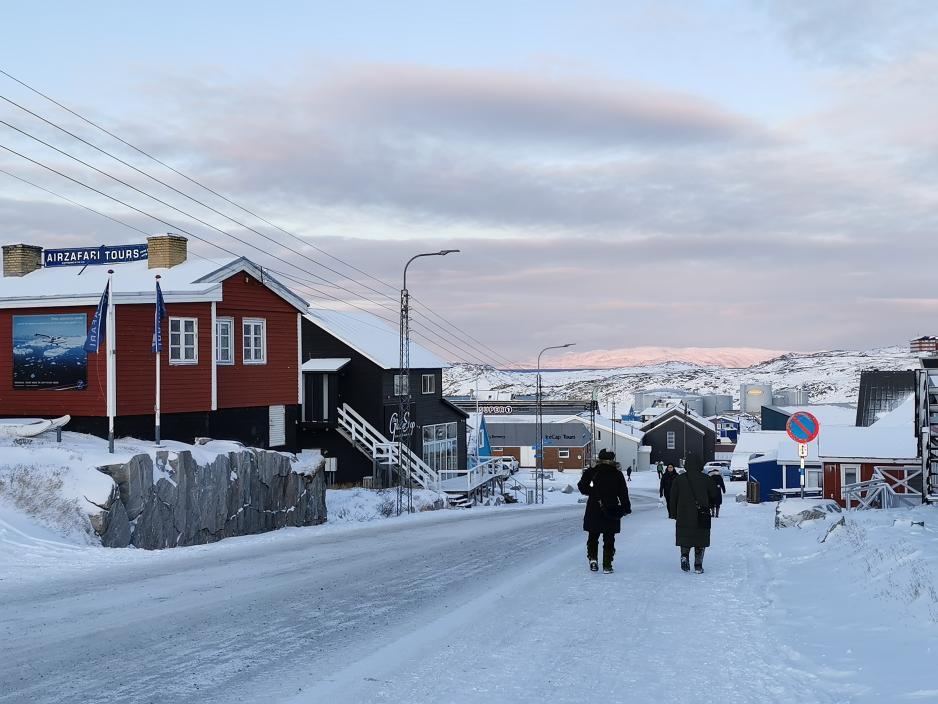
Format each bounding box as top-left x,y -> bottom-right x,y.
0,235 -> 307,449
817,400 -> 922,508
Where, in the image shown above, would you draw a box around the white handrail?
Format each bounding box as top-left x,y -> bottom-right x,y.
337,403 -> 440,490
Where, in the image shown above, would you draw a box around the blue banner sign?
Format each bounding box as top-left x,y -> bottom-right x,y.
43,244 -> 148,268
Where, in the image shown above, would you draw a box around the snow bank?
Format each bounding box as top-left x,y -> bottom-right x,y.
328,488 -> 445,522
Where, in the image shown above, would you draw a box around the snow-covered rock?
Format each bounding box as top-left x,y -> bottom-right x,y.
775,499 -> 841,528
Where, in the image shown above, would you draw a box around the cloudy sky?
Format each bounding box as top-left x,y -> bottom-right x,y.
2,1 -> 938,366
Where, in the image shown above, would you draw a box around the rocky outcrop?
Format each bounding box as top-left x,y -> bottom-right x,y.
90,449 -> 326,549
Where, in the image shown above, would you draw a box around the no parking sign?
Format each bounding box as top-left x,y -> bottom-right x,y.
786,411 -> 820,496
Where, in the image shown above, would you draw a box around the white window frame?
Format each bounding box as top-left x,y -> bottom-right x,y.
666,431 -> 676,450
558,449 -> 570,459
421,373 -> 436,394
242,318 -> 267,365
215,317 -> 234,366
394,374 -> 410,396
169,317 -> 198,365
842,464 -> 860,487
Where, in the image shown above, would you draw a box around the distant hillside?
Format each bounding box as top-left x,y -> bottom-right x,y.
443,347 -> 919,414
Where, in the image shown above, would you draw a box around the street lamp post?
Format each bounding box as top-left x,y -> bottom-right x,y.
536,343 -> 575,504
682,401 -> 688,468
397,249 -> 459,516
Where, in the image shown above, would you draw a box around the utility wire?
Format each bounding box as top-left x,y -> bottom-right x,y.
0,154 -> 484,365
0,116 -> 499,366
0,68 -> 517,368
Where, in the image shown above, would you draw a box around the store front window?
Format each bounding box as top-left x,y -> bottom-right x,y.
423,422 -> 458,472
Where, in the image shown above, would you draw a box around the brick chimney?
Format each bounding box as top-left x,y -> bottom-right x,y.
2,243 -> 43,277
147,234 -> 188,269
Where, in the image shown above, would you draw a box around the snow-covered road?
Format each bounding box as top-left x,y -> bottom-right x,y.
3,478 -> 927,703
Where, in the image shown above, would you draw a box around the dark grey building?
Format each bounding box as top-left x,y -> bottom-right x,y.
855,370 -> 916,427
641,406 -> 716,466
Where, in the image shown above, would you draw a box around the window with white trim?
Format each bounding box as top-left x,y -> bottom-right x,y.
558,449 -> 570,459
806,468 -> 822,489
842,464 -> 859,487
215,317 -> 233,365
421,373 -> 436,394
169,317 -> 198,364
243,318 -> 266,364
666,431 -> 676,450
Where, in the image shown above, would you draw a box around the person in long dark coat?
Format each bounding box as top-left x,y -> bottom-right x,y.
578,449 -> 631,573
669,454 -> 720,573
659,464 -> 677,510
708,469 -> 726,517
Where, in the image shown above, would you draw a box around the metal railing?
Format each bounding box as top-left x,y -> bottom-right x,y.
336,403 -> 440,491
439,456 -> 506,492
841,465 -> 923,510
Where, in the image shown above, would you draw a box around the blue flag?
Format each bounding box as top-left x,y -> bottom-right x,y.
84,281 -> 109,353
152,280 -> 167,353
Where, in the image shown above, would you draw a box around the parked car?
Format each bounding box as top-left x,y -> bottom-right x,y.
494,456 -> 520,474
704,461 -> 731,478
730,467 -> 748,482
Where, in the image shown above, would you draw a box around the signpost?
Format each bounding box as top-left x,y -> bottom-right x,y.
786,411 -> 820,499
43,244 -> 148,268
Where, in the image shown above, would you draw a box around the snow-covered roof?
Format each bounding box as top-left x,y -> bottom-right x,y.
729,431 -> 787,471
777,404 -> 858,427
817,426 -> 918,461
640,405 -> 715,434
304,308 -> 446,370
301,358 -> 351,372
0,257 -> 233,307
0,254 -> 309,313
563,415 -> 644,444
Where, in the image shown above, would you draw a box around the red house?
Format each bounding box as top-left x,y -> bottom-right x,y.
817,397 -> 922,508
0,235 -> 308,449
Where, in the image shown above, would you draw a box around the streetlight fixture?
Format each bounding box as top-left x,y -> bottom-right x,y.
397,249 -> 460,516
536,343 -> 575,504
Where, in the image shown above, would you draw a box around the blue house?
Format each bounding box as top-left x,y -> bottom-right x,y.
711,415 -> 740,444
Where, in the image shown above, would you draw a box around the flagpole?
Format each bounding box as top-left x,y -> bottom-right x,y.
106,269 -> 116,453
155,274 -> 162,446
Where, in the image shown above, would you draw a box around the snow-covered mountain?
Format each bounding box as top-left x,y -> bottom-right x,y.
550,346 -> 788,369
444,347 -> 920,413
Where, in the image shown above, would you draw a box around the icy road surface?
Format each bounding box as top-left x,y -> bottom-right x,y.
2,486 -> 846,704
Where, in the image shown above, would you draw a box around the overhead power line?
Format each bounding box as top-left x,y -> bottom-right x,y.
0,155 -> 486,366
0,116 -> 501,366
0,67 -> 519,368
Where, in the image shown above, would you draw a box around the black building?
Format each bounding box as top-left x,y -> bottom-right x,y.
641,406 -> 716,466
299,308 -> 467,485
855,370 -> 916,427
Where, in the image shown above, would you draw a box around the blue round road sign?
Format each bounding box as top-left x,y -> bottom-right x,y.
786,411 -> 820,444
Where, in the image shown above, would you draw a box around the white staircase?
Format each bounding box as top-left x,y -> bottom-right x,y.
336,403 -> 440,491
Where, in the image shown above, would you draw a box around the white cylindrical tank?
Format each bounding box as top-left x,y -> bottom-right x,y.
740,383 -> 773,414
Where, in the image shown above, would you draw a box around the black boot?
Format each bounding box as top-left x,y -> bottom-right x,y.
680,548 -> 691,572
694,547 -> 705,574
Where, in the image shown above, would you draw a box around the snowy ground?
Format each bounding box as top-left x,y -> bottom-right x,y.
2,470 -> 937,703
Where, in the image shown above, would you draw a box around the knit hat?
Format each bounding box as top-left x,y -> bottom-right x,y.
598,449 -> 615,461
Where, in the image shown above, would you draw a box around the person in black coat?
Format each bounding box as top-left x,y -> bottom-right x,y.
708,469 -> 726,517
669,454 -> 720,573
659,464 -> 677,511
577,449 -> 631,573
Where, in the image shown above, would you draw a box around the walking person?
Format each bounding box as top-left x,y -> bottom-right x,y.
669,454 -> 720,573
656,460 -> 664,479
659,463 -> 677,511
578,449 -> 631,574
708,468 -> 726,518
626,465 -> 632,481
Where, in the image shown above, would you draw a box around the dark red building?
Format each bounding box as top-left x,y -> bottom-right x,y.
0,235 -> 307,449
